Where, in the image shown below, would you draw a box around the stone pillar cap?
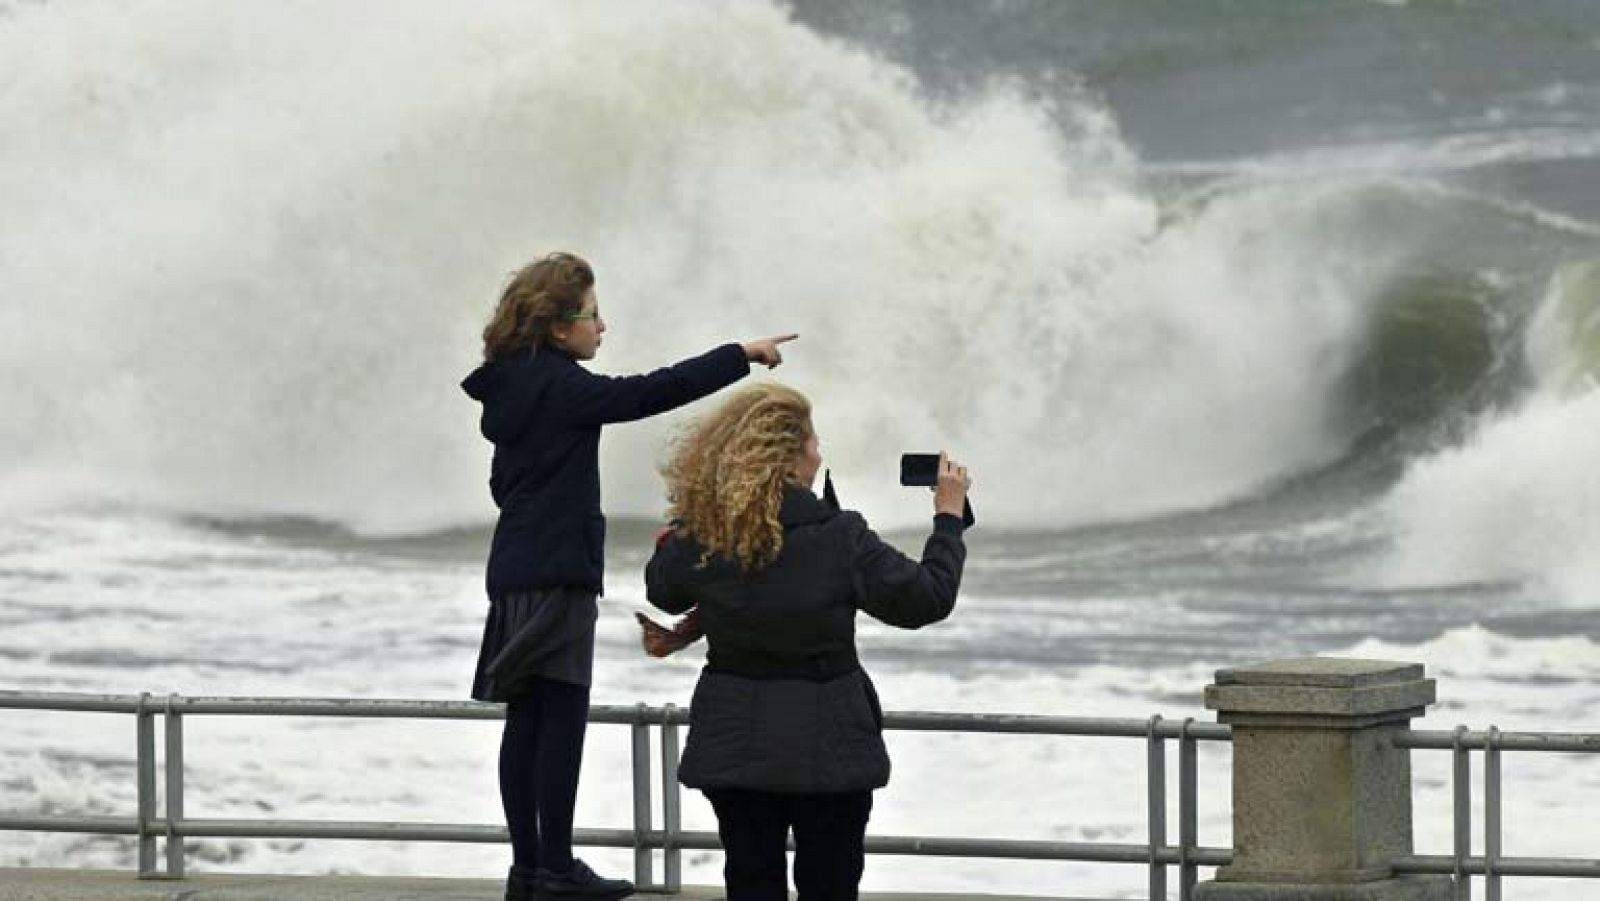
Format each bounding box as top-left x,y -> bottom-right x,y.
1215,657 -> 1424,688
1207,657 -> 1435,721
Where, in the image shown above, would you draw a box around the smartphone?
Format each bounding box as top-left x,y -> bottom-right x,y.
899,453 -> 940,487
899,452 -> 976,527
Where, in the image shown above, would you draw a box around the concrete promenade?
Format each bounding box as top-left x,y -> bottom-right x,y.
0,870 -> 1100,901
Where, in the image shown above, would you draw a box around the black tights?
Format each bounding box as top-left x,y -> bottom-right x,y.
500,677 -> 590,872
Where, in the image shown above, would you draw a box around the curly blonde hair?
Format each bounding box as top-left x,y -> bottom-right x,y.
663,383 -> 814,572
481,252 -> 593,362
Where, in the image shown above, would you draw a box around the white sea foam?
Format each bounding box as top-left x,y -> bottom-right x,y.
0,511 -> 1596,898
0,0 -> 1433,534
1382,392 -> 1600,606
1342,625 -> 1600,698
1159,126 -> 1600,181
5,3 -> 1599,895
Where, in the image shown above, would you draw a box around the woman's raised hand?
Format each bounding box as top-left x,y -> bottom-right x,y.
934,451 -> 972,519
741,334 -> 799,369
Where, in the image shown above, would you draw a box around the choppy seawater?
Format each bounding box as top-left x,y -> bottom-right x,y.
3,507 -> 1598,898
4,1 -> 1600,897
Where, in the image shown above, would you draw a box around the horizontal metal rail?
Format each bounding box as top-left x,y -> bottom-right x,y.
1395,729 -> 1600,754
0,691 -> 1234,737
0,815 -> 1234,864
1396,856 -> 1600,879
0,690 -> 1231,899
0,815 -> 142,835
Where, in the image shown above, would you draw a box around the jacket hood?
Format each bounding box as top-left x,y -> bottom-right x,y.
461,350 -> 558,443
778,474 -> 840,528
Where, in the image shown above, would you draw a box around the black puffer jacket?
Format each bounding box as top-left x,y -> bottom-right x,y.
645,484 -> 965,793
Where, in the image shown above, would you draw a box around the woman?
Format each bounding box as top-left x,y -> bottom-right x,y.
462,251 -> 795,901
644,383 -> 971,901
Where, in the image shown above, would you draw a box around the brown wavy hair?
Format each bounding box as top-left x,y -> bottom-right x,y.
663,383 -> 814,572
481,252 -> 594,362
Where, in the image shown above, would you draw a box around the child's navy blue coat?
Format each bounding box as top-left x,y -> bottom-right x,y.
462,343 -> 749,598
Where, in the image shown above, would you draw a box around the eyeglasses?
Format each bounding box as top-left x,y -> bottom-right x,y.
563,311 -> 602,322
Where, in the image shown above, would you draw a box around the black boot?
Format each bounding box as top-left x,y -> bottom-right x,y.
534,858 -> 634,900
505,863 -> 543,901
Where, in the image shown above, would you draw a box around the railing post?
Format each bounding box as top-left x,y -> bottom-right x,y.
661,704 -> 682,893
1147,715 -> 1167,901
1451,726 -> 1471,901
1179,717 -> 1198,901
1195,658 -> 1452,900
163,694 -> 185,879
1484,726 -> 1501,901
135,693 -> 157,878
631,705 -> 653,890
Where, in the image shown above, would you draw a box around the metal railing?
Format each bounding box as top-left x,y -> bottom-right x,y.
0,690 -> 1231,899
1391,727 -> 1600,901
11,691 -> 1598,899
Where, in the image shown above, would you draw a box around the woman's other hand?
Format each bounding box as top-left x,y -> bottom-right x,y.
741,334 -> 798,369
934,451 -> 972,519
636,612 -> 683,657
635,610 -> 704,657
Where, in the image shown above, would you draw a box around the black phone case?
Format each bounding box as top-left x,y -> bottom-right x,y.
899,454 -> 976,528
898,453 -> 941,487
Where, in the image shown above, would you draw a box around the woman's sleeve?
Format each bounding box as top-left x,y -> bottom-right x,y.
848,512 -> 966,629
556,343 -> 749,426
645,535 -> 700,615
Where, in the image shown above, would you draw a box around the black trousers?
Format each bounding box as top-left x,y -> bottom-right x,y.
704,788 -> 874,901
500,677 -> 590,872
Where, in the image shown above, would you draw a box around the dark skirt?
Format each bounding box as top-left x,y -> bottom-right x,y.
471,587 -> 599,702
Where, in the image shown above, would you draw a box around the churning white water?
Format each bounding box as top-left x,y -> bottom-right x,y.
6,2 -> 1600,899
1,0 -> 1431,535
1384,262 -> 1600,605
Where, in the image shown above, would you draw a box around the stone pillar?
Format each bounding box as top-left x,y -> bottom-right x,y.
1194,658 -> 1453,901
